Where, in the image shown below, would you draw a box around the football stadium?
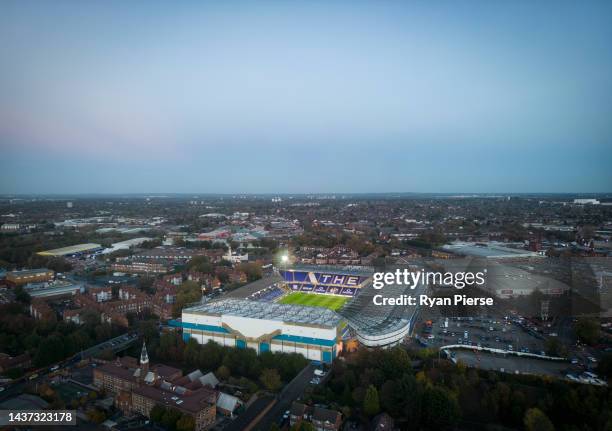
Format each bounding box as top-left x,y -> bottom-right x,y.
181,265 -> 420,362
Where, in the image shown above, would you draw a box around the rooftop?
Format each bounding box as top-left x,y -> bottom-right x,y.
441,242 -> 541,259
37,243 -> 102,256
7,268 -> 53,276
132,384 -> 216,414
184,298 -> 341,328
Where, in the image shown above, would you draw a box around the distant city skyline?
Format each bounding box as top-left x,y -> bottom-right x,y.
1,1 -> 611,194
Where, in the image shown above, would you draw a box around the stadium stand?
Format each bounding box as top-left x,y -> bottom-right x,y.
338,265 -> 424,348
279,267 -> 371,297
249,286 -> 286,302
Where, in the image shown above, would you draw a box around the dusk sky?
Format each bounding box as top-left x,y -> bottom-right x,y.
1,1 -> 611,194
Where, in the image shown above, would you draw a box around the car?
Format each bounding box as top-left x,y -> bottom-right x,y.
588,357 -> 598,363
314,369 -> 326,377
50,365 -> 60,372
571,358 -> 579,364
508,345 -> 513,351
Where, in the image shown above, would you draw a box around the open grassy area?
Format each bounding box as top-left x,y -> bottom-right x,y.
279,292 -> 348,310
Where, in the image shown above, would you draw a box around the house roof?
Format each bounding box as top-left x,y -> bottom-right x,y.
217,392 -> 241,413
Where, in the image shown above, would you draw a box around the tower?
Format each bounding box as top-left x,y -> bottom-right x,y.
140,341 -> 149,376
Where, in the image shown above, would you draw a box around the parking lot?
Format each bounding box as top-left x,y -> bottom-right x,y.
418,315 -> 548,355
450,350 -> 567,375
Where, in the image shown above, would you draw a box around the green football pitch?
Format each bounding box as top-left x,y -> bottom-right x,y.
279,292 -> 348,310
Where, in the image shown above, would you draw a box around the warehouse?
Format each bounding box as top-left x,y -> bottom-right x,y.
6,268 -> 55,286
181,299 -> 341,363
37,243 -> 103,257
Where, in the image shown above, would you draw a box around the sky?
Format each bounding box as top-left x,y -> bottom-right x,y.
1,0 -> 611,194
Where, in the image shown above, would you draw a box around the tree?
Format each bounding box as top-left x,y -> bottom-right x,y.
187,256 -> 213,274
363,384 -> 380,417
238,262 -> 262,282
545,338 -> 565,357
13,286 -> 31,304
173,281 -> 202,317
597,353 -> 612,380
161,408 -> 182,431
379,347 -> 411,379
290,423 -> 315,431
260,368 -> 282,392
216,365 -> 231,380
575,318 -> 600,345
421,387 -> 460,430
150,405 -> 166,423
524,408 -> 554,431
87,408 -> 106,424
176,414 -> 195,431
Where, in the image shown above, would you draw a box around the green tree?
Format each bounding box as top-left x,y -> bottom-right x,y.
260,368 -> 282,392
290,422 -> 315,431
176,414 -> 195,431
161,408 -> 182,431
150,405 -> 166,423
363,384 -> 380,417
238,262 -> 262,282
173,281 -> 202,317
421,387 -> 460,430
13,286 -> 31,304
86,408 -> 106,424
187,256 -> 213,274
216,364 -> 231,380
524,408 -> 554,431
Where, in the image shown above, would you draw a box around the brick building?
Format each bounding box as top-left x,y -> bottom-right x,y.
94,344 -> 216,430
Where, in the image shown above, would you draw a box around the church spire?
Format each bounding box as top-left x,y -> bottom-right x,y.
140,341 -> 149,365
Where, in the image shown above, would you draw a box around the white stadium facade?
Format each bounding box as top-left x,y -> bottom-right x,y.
182,299 -> 340,363
179,266 -> 419,363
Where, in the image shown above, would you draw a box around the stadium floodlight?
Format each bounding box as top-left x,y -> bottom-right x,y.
281,254 -> 289,264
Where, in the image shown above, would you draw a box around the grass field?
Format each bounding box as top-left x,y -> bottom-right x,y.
279,292 -> 348,310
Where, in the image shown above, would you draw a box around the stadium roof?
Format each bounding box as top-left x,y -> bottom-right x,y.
184,298 -> 341,328
288,265 -> 373,276
37,243 -> 102,256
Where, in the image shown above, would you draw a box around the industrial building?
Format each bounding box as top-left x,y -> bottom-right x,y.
182,299 -> 341,363
37,243 -> 102,257
6,268 -> 54,286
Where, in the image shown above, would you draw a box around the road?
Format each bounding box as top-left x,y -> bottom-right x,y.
80,332 -> 139,359
253,363 -> 318,431
0,332 -> 139,403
